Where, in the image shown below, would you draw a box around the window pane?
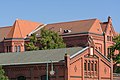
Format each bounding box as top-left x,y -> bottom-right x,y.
14,46 -> 17,52
88,62 -> 90,71
91,63 -> 94,71
95,64 -> 97,71
18,46 -> 21,52
84,62 -> 87,71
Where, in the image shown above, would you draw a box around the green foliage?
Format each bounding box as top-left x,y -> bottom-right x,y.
40,29 -> 66,50
112,35 -> 120,51
25,42 -> 39,51
114,66 -> 120,73
0,66 -> 9,80
29,33 -> 38,44
115,54 -> 120,63
110,35 -> 120,59
110,35 -> 120,73
25,29 -> 66,51
113,35 -> 120,43
25,33 -> 39,51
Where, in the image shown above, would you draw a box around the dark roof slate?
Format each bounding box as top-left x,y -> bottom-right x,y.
0,47 -> 84,66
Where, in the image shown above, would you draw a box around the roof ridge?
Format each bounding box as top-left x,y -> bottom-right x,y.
16,19 -> 42,24
87,19 -> 98,31
16,20 -> 23,38
47,18 -> 98,25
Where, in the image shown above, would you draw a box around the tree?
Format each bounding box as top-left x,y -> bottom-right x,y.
110,35 -> 120,73
0,66 -> 9,80
40,29 -> 66,50
25,33 -> 39,51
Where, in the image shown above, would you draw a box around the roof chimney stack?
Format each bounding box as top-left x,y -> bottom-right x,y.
108,16 -> 112,23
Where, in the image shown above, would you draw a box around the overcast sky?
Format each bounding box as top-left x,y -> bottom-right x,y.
0,0 -> 120,32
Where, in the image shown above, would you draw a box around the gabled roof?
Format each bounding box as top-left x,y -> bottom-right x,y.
0,26 -> 12,41
0,47 -> 84,66
41,19 -> 103,35
6,19 -> 43,39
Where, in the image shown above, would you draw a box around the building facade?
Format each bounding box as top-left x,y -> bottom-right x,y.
1,47 -> 112,80
0,16 -> 118,80
0,17 -> 117,57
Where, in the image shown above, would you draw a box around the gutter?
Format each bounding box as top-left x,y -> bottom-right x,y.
1,61 -> 59,66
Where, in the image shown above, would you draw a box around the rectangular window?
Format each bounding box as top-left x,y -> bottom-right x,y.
95,64 -> 97,71
107,48 -> 111,56
84,62 -> 87,71
88,62 -> 90,71
6,46 -> 8,52
91,63 -> 94,71
107,36 -> 109,41
6,46 -> 11,52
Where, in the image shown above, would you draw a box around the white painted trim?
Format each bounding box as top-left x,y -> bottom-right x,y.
27,24 -> 47,37
70,47 -> 89,58
0,61 -> 59,66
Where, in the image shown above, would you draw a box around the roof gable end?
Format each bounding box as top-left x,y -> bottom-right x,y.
89,19 -> 103,35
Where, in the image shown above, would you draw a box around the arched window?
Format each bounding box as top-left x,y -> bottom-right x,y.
15,46 -> 17,52
17,76 -> 26,80
18,46 -> 21,52
41,75 -> 50,80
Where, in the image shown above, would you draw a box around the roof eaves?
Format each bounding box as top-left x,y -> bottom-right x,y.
1,61 -> 59,66
70,47 -> 89,58
61,32 -> 103,37
27,24 -> 47,37
95,49 -> 110,62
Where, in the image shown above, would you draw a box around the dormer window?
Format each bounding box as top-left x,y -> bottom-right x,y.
64,30 -> 71,33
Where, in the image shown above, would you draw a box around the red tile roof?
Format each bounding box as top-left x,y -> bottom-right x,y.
0,26 -> 12,41
6,19 -> 43,39
44,19 -> 103,35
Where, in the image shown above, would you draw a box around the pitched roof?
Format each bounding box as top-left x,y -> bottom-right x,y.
0,47 -> 85,66
6,19 -> 43,39
0,26 -> 12,41
41,19 -> 103,35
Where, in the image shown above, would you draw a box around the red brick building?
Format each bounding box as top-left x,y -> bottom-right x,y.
0,19 -> 43,53
0,17 -> 117,57
1,47 -> 112,80
0,16 -> 117,80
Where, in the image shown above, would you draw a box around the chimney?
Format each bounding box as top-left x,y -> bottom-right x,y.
64,54 -> 70,80
108,16 -> 112,23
